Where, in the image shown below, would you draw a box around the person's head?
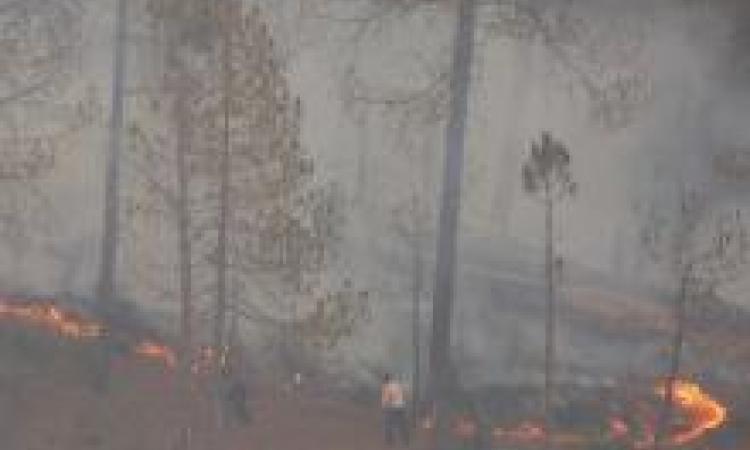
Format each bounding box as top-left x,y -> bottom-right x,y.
383,373 -> 392,383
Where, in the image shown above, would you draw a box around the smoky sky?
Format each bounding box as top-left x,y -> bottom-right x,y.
2,0 -> 750,385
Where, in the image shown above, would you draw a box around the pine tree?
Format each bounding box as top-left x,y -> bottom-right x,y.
128,2 -> 367,381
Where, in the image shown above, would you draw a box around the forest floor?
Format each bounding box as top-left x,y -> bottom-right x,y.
1,322 -> 748,450
0,325 -> 432,450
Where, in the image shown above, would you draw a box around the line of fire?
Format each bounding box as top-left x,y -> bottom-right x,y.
0,294 -> 734,449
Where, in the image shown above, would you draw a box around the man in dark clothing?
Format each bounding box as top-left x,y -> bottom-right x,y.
220,347 -> 252,427
226,377 -> 250,424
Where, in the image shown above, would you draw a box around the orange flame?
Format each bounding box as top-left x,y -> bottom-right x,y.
425,379 -> 726,449
133,340 -> 177,368
0,299 -> 105,339
655,379 -> 727,446
0,298 -> 177,369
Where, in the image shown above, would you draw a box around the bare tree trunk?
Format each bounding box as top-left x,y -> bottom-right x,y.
98,0 -> 126,308
175,76 -> 194,450
411,191 -> 423,430
429,0 -> 476,448
176,91 -> 193,376
653,271 -> 688,450
215,0 -> 233,355
93,0 -> 127,392
543,191 -> 556,448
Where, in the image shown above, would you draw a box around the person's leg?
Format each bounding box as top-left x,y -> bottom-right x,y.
398,409 -> 410,445
385,410 -> 396,446
238,397 -> 251,424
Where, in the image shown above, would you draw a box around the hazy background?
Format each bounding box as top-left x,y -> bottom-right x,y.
2,0 -> 750,386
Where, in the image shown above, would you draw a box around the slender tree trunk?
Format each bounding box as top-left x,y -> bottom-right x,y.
653,271 -> 688,450
98,0 -> 127,309
411,191 -> 423,430
175,75 -> 194,450
176,93 -> 193,375
93,0 -> 126,392
654,190 -> 692,450
215,0 -> 233,355
543,190 -> 555,448
429,0 -> 476,448
160,0 -> 196,444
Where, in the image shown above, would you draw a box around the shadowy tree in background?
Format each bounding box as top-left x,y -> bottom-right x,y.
0,0 -> 96,283
0,0 -> 104,390
639,188 -> 747,450
98,0 -> 127,313
131,0 -> 224,444
390,126 -> 435,430
131,1 -> 369,395
0,0 -> 86,108
521,131 -> 576,438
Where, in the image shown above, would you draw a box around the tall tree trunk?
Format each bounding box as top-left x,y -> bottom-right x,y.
215,0 -> 233,355
93,0 -> 126,392
411,191 -> 423,430
429,0 -> 476,448
543,190 -> 555,445
176,92 -> 193,377
98,0 -> 127,309
161,0 -> 195,444
175,76 -> 194,450
653,271 -> 688,450
654,190 -> 692,450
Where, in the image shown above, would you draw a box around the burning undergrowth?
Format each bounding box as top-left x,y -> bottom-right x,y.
424,379 -> 729,449
0,296 -> 177,369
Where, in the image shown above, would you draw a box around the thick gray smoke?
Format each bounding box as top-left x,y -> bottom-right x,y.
2,0 -> 749,388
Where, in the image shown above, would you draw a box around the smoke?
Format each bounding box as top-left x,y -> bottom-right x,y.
1,0 -> 749,388
273,0 -> 750,386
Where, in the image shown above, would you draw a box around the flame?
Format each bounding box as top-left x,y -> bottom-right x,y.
421,379 -> 726,449
0,298 -> 177,369
4,300 -> 725,447
0,299 -> 105,339
133,340 -> 177,368
655,379 -> 727,446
